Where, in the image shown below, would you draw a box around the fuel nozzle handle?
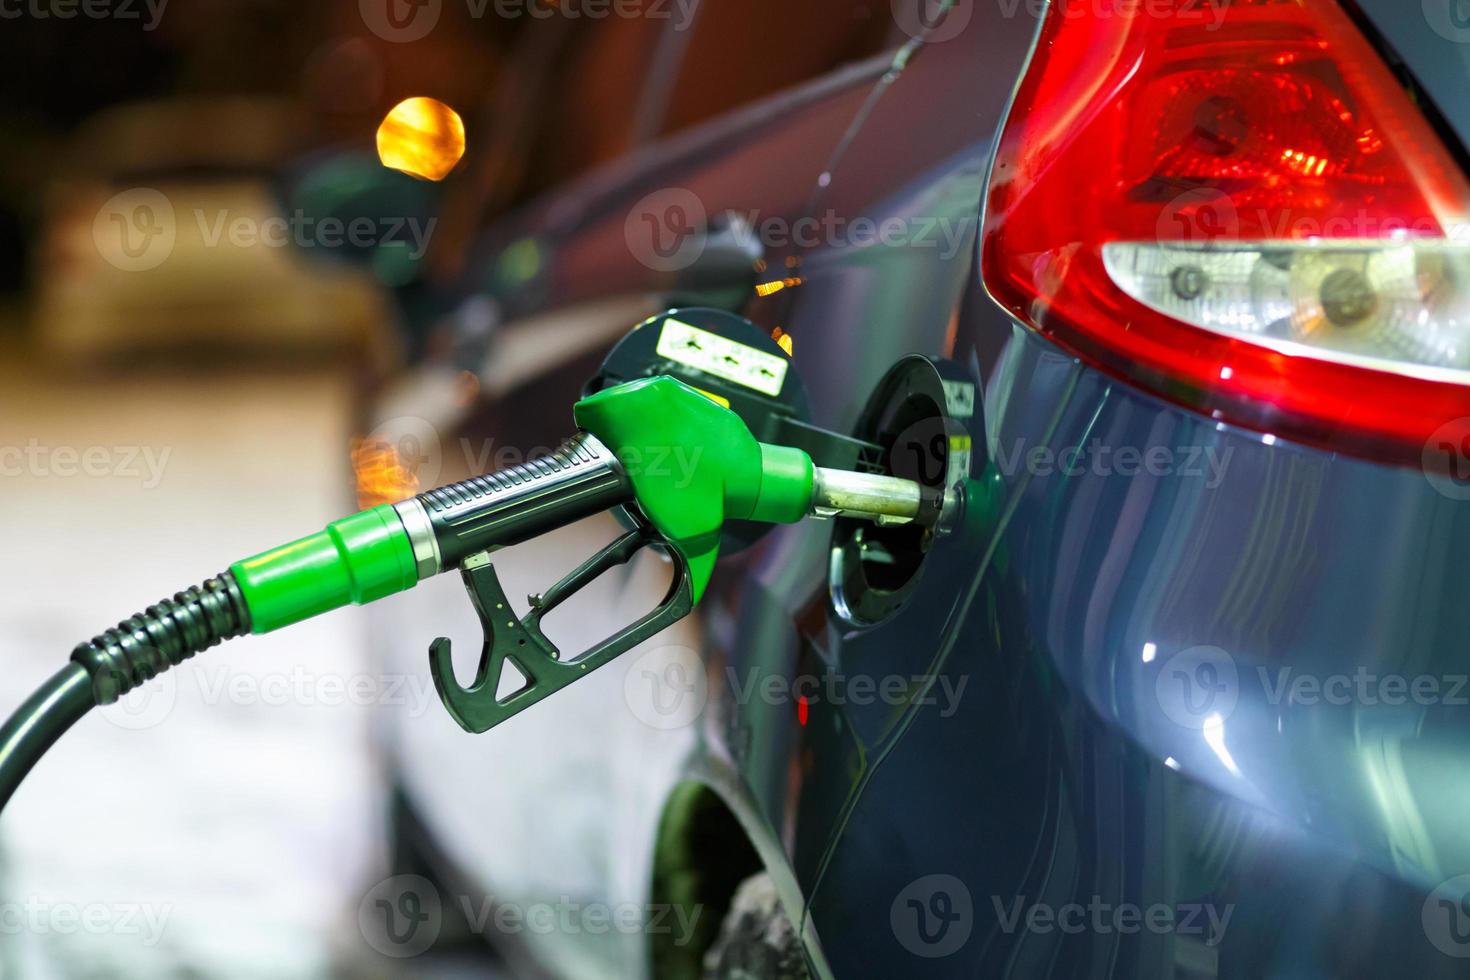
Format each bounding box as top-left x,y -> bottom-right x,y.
404,432 -> 632,573
227,434 -> 630,635
224,377 -> 807,635
214,376 -> 936,637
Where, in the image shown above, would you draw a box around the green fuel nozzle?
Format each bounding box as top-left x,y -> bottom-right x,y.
232,375 -> 928,633
1,377 -> 943,813
222,376 -> 938,733
230,377 -> 812,630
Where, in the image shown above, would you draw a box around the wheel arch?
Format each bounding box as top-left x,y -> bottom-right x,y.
648,770 -> 835,980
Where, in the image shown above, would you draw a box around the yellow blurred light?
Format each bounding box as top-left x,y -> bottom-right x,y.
772,326 -> 794,356
756,277 -> 802,298
377,97 -> 466,181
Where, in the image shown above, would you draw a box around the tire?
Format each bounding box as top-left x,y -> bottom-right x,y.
701,872 -> 812,980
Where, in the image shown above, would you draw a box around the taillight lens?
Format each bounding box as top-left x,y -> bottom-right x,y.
982,0 -> 1470,457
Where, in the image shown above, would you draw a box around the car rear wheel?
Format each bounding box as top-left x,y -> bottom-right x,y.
701,872 -> 811,980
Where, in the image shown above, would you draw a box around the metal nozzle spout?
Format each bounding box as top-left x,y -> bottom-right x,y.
810,467 -> 925,526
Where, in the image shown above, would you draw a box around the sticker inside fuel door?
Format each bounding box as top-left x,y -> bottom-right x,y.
656,318 -> 790,397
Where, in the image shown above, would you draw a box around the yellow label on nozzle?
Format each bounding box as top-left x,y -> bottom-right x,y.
690,387 -> 731,409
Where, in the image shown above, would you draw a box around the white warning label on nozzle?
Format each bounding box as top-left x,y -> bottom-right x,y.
656,318 -> 789,397
942,380 -> 976,418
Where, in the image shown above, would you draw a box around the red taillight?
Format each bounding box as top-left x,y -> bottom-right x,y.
982,0 -> 1470,458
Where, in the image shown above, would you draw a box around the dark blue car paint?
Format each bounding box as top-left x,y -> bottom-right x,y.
1355,0 -> 1470,158
797,315 -> 1470,975
695,3 -> 1470,976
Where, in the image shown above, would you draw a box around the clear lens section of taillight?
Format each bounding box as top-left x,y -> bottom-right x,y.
1103,241 -> 1470,382
982,0 -> 1470,456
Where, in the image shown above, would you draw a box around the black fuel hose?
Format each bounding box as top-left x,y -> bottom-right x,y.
0,573 -> 249,814
0,664 -> 94,813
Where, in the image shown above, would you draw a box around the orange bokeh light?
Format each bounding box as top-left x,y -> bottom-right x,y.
351,436 -> 421,509
376,97 -> 466,182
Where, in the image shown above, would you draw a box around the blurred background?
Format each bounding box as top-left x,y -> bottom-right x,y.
0,1 -> 905,976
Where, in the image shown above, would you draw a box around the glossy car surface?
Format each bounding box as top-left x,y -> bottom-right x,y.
372,2 -> 1470,976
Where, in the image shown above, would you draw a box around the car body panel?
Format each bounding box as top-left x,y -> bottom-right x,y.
458,53 -> 902,321
1354,0 -> 1470,156
696,0 -> 1037,899
805,321 -> 1470,976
